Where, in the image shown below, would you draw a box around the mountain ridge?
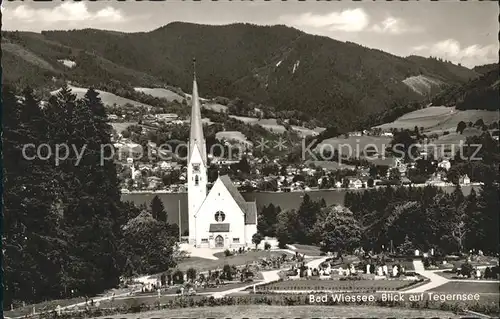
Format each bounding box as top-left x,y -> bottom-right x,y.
2,22 -> 480,128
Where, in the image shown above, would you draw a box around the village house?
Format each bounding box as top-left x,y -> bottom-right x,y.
459,174 -> 471,185
401,176 -> 412,185
426,172 -> 446,186
348,178 -> 363,189
211,157 -> 240,166
438,159 -> 451,171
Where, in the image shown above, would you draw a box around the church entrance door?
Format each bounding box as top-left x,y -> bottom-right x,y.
215,235 -> 224,248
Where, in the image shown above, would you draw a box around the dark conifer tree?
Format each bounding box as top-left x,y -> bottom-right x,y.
150,195 -> 167,222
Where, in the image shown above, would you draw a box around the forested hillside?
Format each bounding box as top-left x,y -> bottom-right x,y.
2,22 -> 480,129
431,66 -> 499,111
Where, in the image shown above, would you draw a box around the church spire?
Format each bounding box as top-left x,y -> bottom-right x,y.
189,57 -> 206,164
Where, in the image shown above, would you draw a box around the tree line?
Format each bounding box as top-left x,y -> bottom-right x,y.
255,183 -> 499,257
3,85 -> 179,306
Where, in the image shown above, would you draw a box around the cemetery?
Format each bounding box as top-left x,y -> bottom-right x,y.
257,259 -> 424,293
126,250 -> 305,297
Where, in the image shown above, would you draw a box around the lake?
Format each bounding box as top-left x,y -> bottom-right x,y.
121,185 -> 479,232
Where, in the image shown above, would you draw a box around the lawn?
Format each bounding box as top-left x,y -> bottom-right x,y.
291,244 -> 322,256
434,269 -> 499,280
176,251 -> 293,272
91,305 -> 458,318
428,282 -> 499,294
3,296 -> 86,318
136,280 -> 261,296
257,278 -> 420,292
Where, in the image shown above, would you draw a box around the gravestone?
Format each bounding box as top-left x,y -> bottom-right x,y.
377,266 -> 383,276
382,265 -> 388,276
392,265 -> 398,277
56,305 -> 61,316
366,264 -> 370,274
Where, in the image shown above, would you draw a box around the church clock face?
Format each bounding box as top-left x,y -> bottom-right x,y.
193,164 -> 200,173
215,211 -> 225,222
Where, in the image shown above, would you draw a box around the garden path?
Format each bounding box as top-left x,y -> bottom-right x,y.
403,260 -> 449,293
211,270 -> 281,299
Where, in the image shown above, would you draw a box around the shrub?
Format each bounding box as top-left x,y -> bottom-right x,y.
223,264 -> 233,281
224,249 -> 233,257
484,267 -> 491,279
460,262 -> 474,277
126,298 -> 142,313
264,242 -> 271,250
186,268 -> 197,282
423,258 -> 431,268
173,270 -> 184,284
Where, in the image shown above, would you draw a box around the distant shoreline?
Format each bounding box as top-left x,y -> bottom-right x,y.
121,183 -> 481,195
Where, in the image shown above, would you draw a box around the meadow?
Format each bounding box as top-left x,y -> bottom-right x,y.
215,131 -> 252,146
51,86 -> 154,109
315,135 -> 393,157
133,87 -> 184,103
375,106 -> 498,132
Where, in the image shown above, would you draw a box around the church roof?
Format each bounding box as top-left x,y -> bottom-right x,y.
189,71 -> 206,165
219,175 -> 257,225
244,201 -> 257,225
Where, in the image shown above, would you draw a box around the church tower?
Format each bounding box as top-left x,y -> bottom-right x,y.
187,58 -> 207,245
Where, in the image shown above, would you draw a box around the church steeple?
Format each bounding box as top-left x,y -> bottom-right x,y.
189,57 -> 206,164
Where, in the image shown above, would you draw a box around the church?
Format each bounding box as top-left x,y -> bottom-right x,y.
187,64 -> 257,249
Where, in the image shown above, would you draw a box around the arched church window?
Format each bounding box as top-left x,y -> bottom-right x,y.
193,164 -> 200,173
195,175 -> 199,186
215,211 -> 225,222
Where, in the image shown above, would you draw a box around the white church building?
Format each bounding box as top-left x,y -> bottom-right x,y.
187,63 -> 257,249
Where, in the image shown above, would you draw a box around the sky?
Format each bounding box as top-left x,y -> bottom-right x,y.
2,1 -> 498,68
